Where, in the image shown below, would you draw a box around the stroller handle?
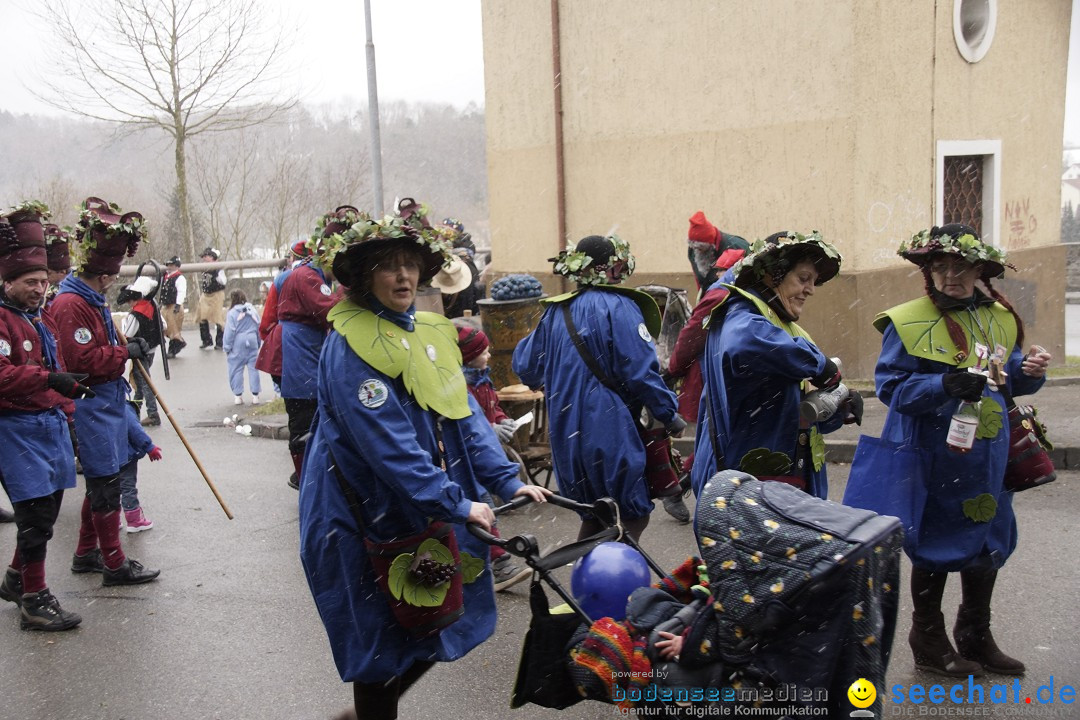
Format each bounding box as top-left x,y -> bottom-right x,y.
468,494 -> 622,545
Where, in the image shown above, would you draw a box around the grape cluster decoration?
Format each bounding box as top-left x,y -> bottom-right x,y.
490,274 -> 543,301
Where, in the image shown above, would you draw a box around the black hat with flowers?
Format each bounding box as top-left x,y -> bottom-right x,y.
75,197 -> 146,275
550,234 -> 636,286
330,198 -> 450,289
897,224 -> 1013,280
732,230 -> 841,289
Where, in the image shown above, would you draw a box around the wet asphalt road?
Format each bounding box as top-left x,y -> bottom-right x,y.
0,329 -> 1077,720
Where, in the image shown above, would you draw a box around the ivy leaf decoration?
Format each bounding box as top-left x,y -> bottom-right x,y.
403,573 -> 449,608
976,398 -> 1003,440
809,427 -> 826,472
461,552 -> 485,583
388,554 -> 413,601
962,493 -> 998,523
387,538 -> 458,607
738,448 -> 793,476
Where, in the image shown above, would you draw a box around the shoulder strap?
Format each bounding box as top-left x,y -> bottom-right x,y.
559,302 -> 628,399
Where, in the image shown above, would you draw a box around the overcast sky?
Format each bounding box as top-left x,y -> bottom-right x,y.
0,0 -> 1077,144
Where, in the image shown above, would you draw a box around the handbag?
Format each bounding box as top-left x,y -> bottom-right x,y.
999,386 -> 1056,492
842,394 -> 930,544
510,580 -> 586,709
330,451 -> 465,639
559,303 -> 680,499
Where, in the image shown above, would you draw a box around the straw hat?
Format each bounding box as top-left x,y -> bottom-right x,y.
431,254 -> 473,294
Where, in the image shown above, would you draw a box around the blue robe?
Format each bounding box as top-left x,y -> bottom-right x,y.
298,329 -> 525,683
691,290 -> 843,499
870,321 -> 1043,571
512,287 -> 678,519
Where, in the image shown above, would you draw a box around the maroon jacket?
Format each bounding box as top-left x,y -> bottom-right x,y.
666,285 -> 730,422
50,293 -> 129,385
0,304 -> 73,414
255,280 -> 283,377
466,380 -> 509,425
277,264 -> 340,328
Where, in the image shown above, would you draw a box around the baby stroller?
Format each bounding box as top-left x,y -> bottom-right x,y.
471,471 -> 903,717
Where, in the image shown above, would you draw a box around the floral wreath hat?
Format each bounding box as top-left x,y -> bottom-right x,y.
307,205 -> 370,273
74,197 -> 147,275
330,202 -> 452,289
550,234 -> 636,286
731,230 -> 841,288
898,224 -> 1014,280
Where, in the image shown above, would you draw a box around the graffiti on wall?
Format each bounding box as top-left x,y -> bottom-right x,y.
1005,197 -> 1037,248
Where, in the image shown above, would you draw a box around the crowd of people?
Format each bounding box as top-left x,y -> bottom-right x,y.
0,196 -> 1056,718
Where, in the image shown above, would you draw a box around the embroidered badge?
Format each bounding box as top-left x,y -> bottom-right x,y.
426,344 -> 437,361
0,340 -> 10,357
74,328 -> 92,345
22,340 -> 33,352
358,379 -> 389,409
320,284 -> 332,296
637,323 -> 652,343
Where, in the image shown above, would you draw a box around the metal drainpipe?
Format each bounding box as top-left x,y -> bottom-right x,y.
551,0 -> 569,294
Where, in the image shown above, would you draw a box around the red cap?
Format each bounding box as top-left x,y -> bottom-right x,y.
457,325 -> 490,364
687,211 -> 720,248
713,248 -> 746,270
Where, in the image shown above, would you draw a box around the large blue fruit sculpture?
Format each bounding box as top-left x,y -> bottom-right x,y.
570,541 -> 651,621
490,274 -> 543,301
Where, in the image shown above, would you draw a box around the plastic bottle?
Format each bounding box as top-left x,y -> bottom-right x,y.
946,400 -> 980,453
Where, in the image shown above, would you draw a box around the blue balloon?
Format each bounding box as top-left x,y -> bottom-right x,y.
570,542 -> 652,621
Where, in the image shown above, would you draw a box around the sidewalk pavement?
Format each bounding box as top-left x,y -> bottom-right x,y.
245,376 -> 1080,470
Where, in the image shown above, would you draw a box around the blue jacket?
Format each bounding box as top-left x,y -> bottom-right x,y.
298,329 -> 525,683
512,287 -> 677,519
223,303 -> 261,355
869,321 -> 1043,571
691,290 -> 843,499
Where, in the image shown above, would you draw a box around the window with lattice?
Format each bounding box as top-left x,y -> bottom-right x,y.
943,155 -> 983,236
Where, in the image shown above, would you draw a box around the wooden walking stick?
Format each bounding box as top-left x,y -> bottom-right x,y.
132,358 -> 234,519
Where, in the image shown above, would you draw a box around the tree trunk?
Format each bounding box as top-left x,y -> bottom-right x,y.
174,131 -> 195,260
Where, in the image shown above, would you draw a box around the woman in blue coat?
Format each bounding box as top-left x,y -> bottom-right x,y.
691,231 -> 857,499
298,210 -> 548,720
513,235 -> 683,542
848,225 -> 1050,678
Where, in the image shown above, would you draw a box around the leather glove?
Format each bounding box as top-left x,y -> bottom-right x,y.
47,372 -> 96,400
810,357 -> 841,390
843,392 -> 864,426
126,337 -> 151,361
493,420 -> 517,444
148,446 -> 163,462
942,371 -> 987,401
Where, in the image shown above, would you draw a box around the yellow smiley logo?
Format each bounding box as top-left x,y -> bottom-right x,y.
847,678 -> 876,709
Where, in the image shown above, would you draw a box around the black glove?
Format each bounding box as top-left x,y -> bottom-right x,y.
47,372 -> 96,400
942,371 -> 987,401
126,337 -> 150,361
666,414 -> 688,438
843,392 -> 864,426
810,358 -> 841,390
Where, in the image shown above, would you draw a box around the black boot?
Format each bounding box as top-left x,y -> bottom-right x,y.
102,558 -> 161,587
20,589 -> 82,631
199,321 -> 213,349
214,326 -> 224,350
0,567 -> 23,606
0,506 -> 13,523
954,568 -> 1026,675
908,568 -> 984,677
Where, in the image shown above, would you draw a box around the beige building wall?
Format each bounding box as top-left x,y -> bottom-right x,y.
481,0 -> 1070,378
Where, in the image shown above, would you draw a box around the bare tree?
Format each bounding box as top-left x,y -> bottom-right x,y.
35,0 -> 297,259
191,131 -> 264,263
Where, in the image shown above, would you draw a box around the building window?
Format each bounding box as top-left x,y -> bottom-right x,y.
953,0 -> 997,63
943,156 -> 984,236
936,140 -> 1001,243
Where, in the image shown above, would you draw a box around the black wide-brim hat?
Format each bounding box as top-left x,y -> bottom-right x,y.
898,224 -> 1012,280
332,235 -> 445,289
733,231 -> 841,288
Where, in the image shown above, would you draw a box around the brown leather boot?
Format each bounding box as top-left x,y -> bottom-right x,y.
953,568 -> 1026,675
909,568 -> 983,677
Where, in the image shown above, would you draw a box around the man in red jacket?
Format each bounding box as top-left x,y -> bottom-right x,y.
0,207 -> 93,630
50,197 -> 160,587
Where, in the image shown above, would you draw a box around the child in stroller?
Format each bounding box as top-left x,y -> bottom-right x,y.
474,470 -> 902,717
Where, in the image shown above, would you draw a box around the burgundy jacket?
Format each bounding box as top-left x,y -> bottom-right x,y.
666,285 -> 731,422
466,380 -> 509,425
255,281 -> 283,377
0,304 -> 73,414
50,293 -> 129,386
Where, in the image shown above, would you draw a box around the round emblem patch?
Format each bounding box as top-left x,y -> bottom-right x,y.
74,328 -> 93,345
22,340 -> 33,352
0,340 -> 10,357
358,379 -> 389,409
426,344 -> 437,361
319,284 -> 332,296
637,323 -> 653,343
